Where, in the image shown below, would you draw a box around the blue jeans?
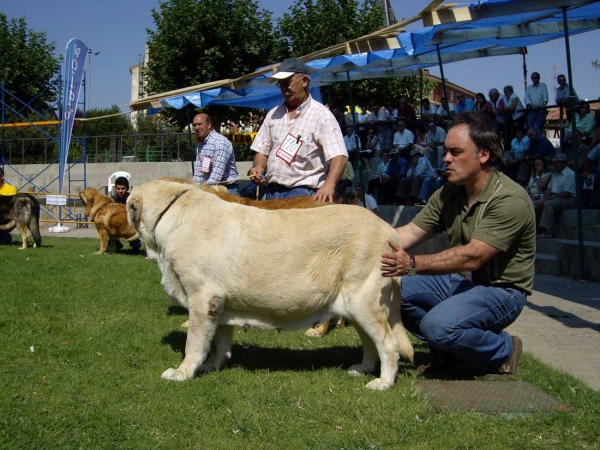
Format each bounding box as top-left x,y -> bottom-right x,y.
401,274 -> 526,370
0,229 -> 12,245
264,185 -> 316,200
527,109 -> 548,136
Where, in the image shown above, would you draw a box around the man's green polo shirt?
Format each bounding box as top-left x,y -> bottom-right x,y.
413,169 -> 536,295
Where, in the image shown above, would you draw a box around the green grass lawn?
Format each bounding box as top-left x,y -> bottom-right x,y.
1,237 -> 599,449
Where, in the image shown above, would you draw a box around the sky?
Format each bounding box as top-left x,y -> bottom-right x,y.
3,0 -> 600,111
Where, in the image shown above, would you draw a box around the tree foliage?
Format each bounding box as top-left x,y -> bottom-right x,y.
145,0 -> 287,127
0,13 -> 60,116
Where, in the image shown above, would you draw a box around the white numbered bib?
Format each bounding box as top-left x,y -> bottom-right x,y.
276,133 -> 303,165
201,156 -> 211,173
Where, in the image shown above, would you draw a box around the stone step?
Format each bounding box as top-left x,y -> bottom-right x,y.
553,209 -> 600,241
535,237 -> 600,281
534,252 -> 562,276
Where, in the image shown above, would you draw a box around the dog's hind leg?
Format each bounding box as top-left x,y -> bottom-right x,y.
305,320 -> 330,337
389,278 -> 414,364
16,223 -> 29,250
97,230 -> 109,254
199,325 -> 234,373
162,291 -> 224,381
346,278 -> 404,390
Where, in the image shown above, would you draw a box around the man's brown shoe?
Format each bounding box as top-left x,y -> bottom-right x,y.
496,335 -> 523,376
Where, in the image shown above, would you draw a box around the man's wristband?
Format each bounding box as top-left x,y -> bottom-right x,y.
405,255 -> 417,276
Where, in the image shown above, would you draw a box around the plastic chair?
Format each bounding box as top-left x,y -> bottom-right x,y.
107,171 -> 131,196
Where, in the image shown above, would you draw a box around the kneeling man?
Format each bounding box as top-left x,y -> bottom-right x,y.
381,112 -> 535,377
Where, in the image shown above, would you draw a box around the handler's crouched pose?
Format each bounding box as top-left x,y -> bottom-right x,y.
381,112 -> 536,377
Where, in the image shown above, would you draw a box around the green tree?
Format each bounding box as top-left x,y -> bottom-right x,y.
278,0 -> 434,111
145,0 -> 287,127
0,13 -> 60,115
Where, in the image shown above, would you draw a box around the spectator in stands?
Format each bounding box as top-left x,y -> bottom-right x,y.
526,129 -> 555,163
112,176 -> 142,253
454,93 -> 475,113
534,153 -> 576,238
473,93 -> 493,121
396,148 -> 436,206
503,85 -> 526,136
395,96 -> 417,130
555,74 -> 579,123
573,102 -> 595,140
193,113 -> 239,195
436,96 -> 454,126
562,129 -> 590,169
356,105 -> 374,148
375,105 -> 394,154
424,120 -> 447,169
506,128 -> 531,185
379,150 -> 408,205
0,167 -> 17,245
523,72 -> 549,136
488,88 -> 506,138
354,184 -> 379,216
525,157 -> 552,201
367,151 -> 390,200
344,126 -> 361,169
392,119 -> 415,160
420,98 -> 437,118
335,159 -> 355,203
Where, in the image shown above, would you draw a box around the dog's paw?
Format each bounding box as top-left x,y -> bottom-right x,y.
161,368 -> 191,381
365,378 -> 393,391
304,327 -> 325,337
347,364 -> 370,377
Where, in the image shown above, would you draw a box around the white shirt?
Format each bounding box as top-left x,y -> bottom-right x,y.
251,95 -> 347,188
357,193 -> 378,212
549,165 -> 576,197
344,134 -> 361,152
393,129 -> 415,148
503,93 -> 525,120
524,83 -> 549,108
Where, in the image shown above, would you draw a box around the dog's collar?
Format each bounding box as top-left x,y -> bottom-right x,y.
152,189 -> 191,245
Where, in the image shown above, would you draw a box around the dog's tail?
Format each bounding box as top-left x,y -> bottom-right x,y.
0,219 -> 16,231
388,277 -> 414,364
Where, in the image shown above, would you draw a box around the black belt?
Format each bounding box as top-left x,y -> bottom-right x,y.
267,183 -> 317,193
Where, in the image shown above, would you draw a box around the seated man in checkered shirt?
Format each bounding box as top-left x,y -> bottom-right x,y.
192,113 -> 240,194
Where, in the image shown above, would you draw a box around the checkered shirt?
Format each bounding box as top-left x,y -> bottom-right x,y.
250,95 -> 347,188
192,130 -> 239,185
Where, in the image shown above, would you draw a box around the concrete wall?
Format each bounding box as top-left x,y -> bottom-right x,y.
6,161 -> 254,195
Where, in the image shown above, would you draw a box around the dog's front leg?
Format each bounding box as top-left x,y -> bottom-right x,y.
97,230 -> 109,254
162,292 -> 224,381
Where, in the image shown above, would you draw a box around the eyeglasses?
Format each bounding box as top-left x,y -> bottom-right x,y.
276,75 -> 297,88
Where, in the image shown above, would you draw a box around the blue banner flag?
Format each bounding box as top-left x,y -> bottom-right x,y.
59,39 -> 88,193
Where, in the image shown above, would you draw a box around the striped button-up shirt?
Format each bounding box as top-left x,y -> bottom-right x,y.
250,95 -> 347,188
193,130 -> 239,185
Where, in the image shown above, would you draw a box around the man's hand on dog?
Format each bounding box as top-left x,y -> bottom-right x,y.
381,240 -> 410,277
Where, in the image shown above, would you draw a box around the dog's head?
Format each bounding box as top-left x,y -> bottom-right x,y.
79,188 -> 103,217
127,180 -> 197,250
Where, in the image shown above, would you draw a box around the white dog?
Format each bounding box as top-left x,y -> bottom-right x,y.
128,179 -> 413,390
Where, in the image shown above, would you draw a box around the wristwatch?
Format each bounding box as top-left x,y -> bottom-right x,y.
405,255 -> 417,276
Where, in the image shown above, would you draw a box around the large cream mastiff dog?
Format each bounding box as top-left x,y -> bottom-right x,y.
128,179 -> 414,390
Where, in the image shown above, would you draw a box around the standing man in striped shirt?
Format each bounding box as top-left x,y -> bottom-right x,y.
192,113 -> 240,195
249,58 -> 347,202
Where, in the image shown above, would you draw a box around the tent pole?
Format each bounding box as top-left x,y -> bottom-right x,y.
562,6 -> 586,280
435,45 -> 449,119
186,106 -> 195,175
522,48 -> 528,93
346,71 -> 364,198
